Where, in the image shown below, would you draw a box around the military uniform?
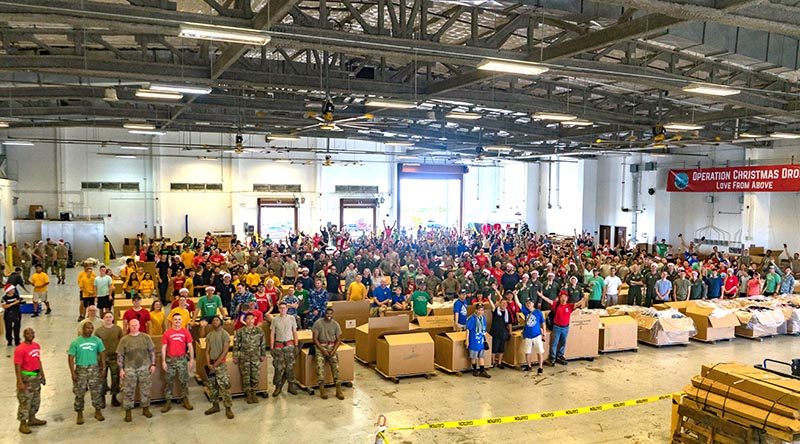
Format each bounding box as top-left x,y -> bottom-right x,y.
233,325 -> 266,402
311,317 -> 344,400
55,244 -> 68,284
205,328 -> 233,413
644,271 -> 660,307
74,366 -> 103,412
14,340 -> 44,432
270,314 -> 298,395
45,242 -> 56,275
117,333 -> 155,414
19,246 -> 32,282
94,324 -> 123,407
17,373 -> 42,422
626,270 -> 645,306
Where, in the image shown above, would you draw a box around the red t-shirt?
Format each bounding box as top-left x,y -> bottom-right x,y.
170,299 -> 196,312
209,254 -> 225,265
255,293 -> 270,314
14,342 -> 41,371
233,310 -> 263,330
172,277 -> 186,293
123,308 -> 152,333
265,288 -> 279,308
162,328 -> 193,357
723,276 -> 739,294
552,301 -> 575,327
192,256 -> 206,270
475,254 -> 488,268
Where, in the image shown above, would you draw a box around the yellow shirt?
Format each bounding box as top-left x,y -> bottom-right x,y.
139,279 -> 155,296
183,278 -> 194,297
347,281 -> 368,301
149,310 -> 165,336
181,251 -> 195,269
269,275 -> 281,289
30,272 -> 49,293
245,272 -> 261,288
78,271 -> 96,297
120,265 -> 137,282
168,307 -> 191,329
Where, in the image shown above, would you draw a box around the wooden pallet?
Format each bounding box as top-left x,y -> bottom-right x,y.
639,339 -> 690,348
690,337 -> 734,344
599,347 -> 639,354
734,333 -> 777,341
672,404 -> 760,444
354,356 -> 375,367
374,367 -> 436,384
295,380 -> 354,395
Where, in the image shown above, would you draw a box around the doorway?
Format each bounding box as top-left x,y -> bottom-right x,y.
599,225 -> 611,247
397,164 -> 466,233
257,198 -> 298,241
340,198 -> 377,237
614,226 -> 627,249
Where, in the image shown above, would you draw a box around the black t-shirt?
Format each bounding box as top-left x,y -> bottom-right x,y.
215,283 -> 235,309
501,273 -> 520,291
326,272 -> 340,293
2,291 -> 21,314
156,261 -> 169,279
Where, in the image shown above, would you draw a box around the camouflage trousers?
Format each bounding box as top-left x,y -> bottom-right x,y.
122,365 -> 152,409
206,364 -> 232,408
45,258 -> 53,275
271,345 -> 296,387
314,344 -> 339,384
164,356 -> 189,401
21,262 -> 31,282
17,373 -> 42,421
238,357 -> 261,391
56,260 -> 67,281
73,365 -> 103,412
101,353 -> 120,402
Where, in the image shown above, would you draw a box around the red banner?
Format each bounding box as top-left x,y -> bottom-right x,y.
667,164 -> 800,192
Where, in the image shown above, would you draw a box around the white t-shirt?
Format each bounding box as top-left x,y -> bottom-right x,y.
604,276 -> 622,295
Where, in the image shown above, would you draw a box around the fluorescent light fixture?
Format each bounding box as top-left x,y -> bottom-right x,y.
485,145 -> 512,151
195,121 -> 212,126
2,140 -> 33,146
385,141 -> 414,146
771,132 -> 800,139
533,112 -> 577,121
0,122 -> 8,128
739,132 -> 763,138
150,84 -> 212,95
682,83 -> 740,96
119,145 -> 148,151
123,122 -> 156,130
115,155 -> 137,159
135,89 -> 183,100
664,123 -> 703,131
179,23 -> 271,46
267,134 -> 301,141
563,119 -> 593,126
365,99 -> 417,109
128,130 -> 166,136
445,112 -> 481,120
477,60 -> 549,76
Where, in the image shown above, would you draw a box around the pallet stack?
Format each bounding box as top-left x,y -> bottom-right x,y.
673,362 -> 800,443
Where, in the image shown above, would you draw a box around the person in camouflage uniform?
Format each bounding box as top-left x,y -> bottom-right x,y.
55,241 -> 68,285
269,302 -> 299,396
304,279 -> 328,328
204,316 -> 234,419
44,239 -> 55,275
68,321 -> 106,425
233,312 -> 267,403
14,328 -> 47,434
20,243 -> 33,282
94,312 -> 123,408
160,314 -> 195,413
311,308 -> 345,400
117,319 -> 155,422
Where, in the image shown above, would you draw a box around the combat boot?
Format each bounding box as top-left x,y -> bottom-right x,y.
225,407 -> 234,419
272,384 -> 282,397
94,409 -> 104,421
319,383 -> 328,400
245,391 -> 253,404
28,416 -> 46,426
335,382 -> 344,400
161,401 -> 171,413
181,398 -> 193,410
76,411 -> 84,425
204,402 -> 220,415
142,407 -> 152,418
287,382 -> 298,395
19,420 -> 30,434
251,391 -> 259,403
124,409 -> 132,422
111,394 -> 121,407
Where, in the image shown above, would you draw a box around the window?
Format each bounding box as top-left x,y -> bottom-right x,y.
81,182 -> 139,191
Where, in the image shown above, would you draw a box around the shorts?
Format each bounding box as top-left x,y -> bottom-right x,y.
97,295 -> 112,309
491,337 -> 506,354
82,297 -> 96,308
524,336 -> 545,355
33,291 -> 48,303
468,349 -> 485,360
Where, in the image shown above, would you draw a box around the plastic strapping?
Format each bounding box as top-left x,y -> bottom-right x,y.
760,392 -> 789,433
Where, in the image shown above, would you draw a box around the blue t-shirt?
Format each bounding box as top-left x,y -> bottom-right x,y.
453,298 -> 469,325
465,314 -> 486,351
373,286 -> 392,307
706,276 -> 723,298
391,292 -> 406,305
521,306 -> 544,339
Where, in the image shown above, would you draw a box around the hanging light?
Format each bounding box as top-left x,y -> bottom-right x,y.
135,89 -> 183,100
533,112 -> 577,121
365,99 -> 417,109
179,23 -> 271,46
664,123 -> 704,131
682,83 -> 740,96
149,84 -> 212,95
477,60 -> 549,76
123,122 -> 156,130
445,112 -> 481,120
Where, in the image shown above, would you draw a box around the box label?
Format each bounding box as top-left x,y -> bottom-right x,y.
345,319 -> 356,329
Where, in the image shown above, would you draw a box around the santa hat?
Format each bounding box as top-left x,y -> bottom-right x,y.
4,284 -> 15,293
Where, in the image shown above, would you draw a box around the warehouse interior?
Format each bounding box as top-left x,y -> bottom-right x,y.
1,0 -> 800,442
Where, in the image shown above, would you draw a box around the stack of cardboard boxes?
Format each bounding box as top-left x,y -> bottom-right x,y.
355,315 -> 409,365
375,331 -> 435,380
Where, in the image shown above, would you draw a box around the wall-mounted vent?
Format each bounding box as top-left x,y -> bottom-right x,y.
170,183 -> 223,191
335,185 -> 379,194
81,182 -> 140,191
253,184 -> 301,192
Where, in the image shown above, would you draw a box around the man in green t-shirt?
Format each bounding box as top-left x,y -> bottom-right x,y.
587,269 -> 605,309
410,283 -> 432,317
655,239 -> 670,258
197,286 -> 226,323
764,265 -> 782,296
68,322 -> 106,425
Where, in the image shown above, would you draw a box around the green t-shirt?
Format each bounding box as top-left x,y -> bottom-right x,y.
765,273 -> 781,292
199,295 -> 222,318
295,289 -> 309,312
410,291 -> 431,317
656,243 -> 668,257
68,335 -> 105,366
588,277 -> 604,301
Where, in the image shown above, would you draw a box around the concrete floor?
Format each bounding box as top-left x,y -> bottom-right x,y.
1,263 -> 799,444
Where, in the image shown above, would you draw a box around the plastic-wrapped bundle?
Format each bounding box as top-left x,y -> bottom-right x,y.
636,308 -> 697,345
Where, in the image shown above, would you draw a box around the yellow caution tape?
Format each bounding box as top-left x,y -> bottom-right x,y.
388,393 -> 673,432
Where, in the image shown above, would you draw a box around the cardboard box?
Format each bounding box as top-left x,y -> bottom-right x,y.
599,315 -> 638,352
502,330 -> 548,366
354,315 -> 409,364
700,363 -> 800,410
653,301 -> 690,313
114,298 -> 155,320
194,337 -> 268,394
384,309 -> 412,319
139,262 -> 157,279
563,311 -> 600,359
375,331 -> 434,377
735,324 -> 781,338
430,306 -> 453,317
685,304 -> 739,342
638,316 -> 694,345
330,300 -> 370,341
435,331 -> 492,372
466,304 -> 493,331
413,315 -> 455,339
295,343 -> 354,387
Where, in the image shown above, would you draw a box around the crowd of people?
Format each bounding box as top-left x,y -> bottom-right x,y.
10,224 -> 800,434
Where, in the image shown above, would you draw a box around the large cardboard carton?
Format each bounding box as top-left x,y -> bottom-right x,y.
637,316 -> 694,345
563,311 -> 600,359
735,324 -> 781,338
413,315 -> 455,339
503,330 -> 549,366
384,309 -> 412,319
431,306 -> 453,317
434,331 -> 492,372
653,301 -> 690,313
375,331 -> 434,377
330,300 -> 370,341
701,363 -> 800,410
599,315 -> 638,352
114,298 -> 155,320
466,304 -> 493,331
295,343 -> 354,387
685,304 -> 739,341
194,336 -> 269,394
354,315 -> 409,364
